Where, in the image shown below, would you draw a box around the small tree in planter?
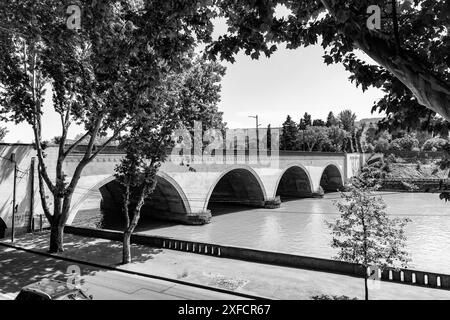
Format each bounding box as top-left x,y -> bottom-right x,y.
327,186 -> 410,300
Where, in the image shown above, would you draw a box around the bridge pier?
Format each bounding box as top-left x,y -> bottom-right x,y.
140,209 -> 212,225
264,197 -> 282,209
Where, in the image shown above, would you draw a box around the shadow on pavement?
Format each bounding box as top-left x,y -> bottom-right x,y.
0,232 -> 163,295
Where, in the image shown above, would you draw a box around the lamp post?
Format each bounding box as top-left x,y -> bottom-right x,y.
248,115 -> 261,163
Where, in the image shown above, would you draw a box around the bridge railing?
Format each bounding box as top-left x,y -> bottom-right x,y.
65,143 -> 355,157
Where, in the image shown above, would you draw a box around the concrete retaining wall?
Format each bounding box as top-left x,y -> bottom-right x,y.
65,226 -> 450,291
381,178 -> 445,192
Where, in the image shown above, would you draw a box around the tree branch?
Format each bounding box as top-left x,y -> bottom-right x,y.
88,115 -> 137,162
391,0 -> 401,54
64,118 -> 103,195
30,49 -> 55,194
321,0 -> 450,121
38,165 -> 53,224
63,131 -> 90,158
56,102 -> 72,188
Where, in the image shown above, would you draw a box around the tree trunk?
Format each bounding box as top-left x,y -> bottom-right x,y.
121,179 -> 156,265
123,231 -> 132,264
49,222 -> 64,253
321,0 -> 450,121
121,188 -> 148,264
48,194 -> 72,253
122,184 -> 131,264
364,275 -> 369,301
354,32 -> 450,121
353,131 -> 360,153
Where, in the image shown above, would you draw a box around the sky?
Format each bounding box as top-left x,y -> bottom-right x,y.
215,45 -> 384,130
0,16 -> 385,143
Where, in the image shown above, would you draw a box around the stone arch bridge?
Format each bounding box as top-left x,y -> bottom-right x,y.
0,144 -> 368,233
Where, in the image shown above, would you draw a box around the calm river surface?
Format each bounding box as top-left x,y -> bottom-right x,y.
77,192 -> 450,274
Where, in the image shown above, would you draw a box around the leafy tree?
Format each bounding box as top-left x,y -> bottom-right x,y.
299,125 -> 328,151
354,158 -> 389,189
422,137 -> 448,151
116,117 -> 172,264
326,112 -> 338,127
389,133 -> 419,151
0,0 -> 215,252
312,119 -> 326,127
298,112 -> 312,130
327,186 -> 410,300
338,110 -> 357,132
116,57 -> 225,264
374,139 -> 391,153
415,130 -> 433,147
337,110 -> 357,152
354,126 -> 365,153
360,123 -> 378,152
0,126 -> 7,141
266,124 -> 272,151
177,57 -> 227,134
324,126 -> 349,152
428,116 -> 450,138
280,115 -> 298,150
365,143 -> 375,153
372,131 -> 392,153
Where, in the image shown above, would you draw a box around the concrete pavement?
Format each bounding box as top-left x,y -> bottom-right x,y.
0,245 -> 247,300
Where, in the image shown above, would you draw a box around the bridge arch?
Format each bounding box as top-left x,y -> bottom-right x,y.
99,173 -> 191,215
204,165 -> 267,211
150,171 -> 192,215
70,172 -> 192,225
319,163 -> 344,192
275,165 -> 313,199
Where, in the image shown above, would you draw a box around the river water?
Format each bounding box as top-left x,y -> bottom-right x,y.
76,192 -> 450,274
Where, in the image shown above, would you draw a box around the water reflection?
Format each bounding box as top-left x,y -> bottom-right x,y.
259,215 -> 282,251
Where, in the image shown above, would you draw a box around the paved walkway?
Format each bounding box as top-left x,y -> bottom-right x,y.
0,240 -> 248,300
2,232 -> 450,300
0,249 -> 245,300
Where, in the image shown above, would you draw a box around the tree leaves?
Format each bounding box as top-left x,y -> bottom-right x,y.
115,55 -> 226,210
328,186 -> 410,270
323,54 -> 333,65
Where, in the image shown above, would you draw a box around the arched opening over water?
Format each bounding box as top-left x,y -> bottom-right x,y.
0,217 -> 6,239
207,168 -> 266,215
276,166 -> 313,200
320,164 -> 344,192
72,174 -> 190,230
